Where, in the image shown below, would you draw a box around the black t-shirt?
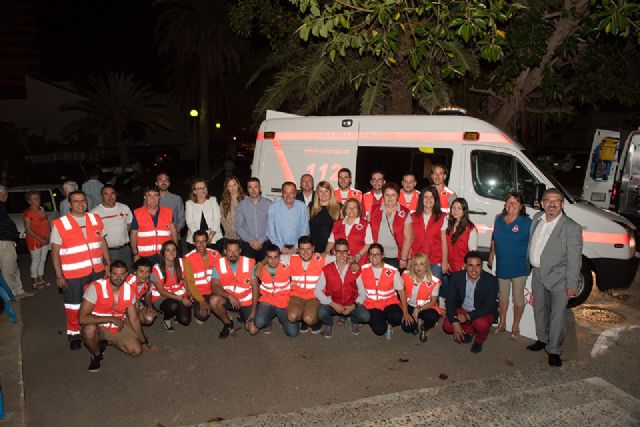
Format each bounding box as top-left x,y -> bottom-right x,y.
309,206 -> 333,253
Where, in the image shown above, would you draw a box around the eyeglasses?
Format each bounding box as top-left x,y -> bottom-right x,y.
369,253 -> 382,257
335,250 -> 349,254
194,187 -> 207,191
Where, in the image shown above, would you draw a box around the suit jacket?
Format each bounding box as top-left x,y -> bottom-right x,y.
446,270 -> 498,324
527,212 -> 583,291
296,190 -> 315,207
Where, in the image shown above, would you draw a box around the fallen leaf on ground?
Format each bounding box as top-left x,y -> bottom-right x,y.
504,357 -> 514,366
439,373 -> 448,380
206,417 -> 225,422
398,358 -> 409,363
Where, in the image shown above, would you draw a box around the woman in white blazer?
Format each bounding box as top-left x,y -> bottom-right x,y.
185,178 -> 222,251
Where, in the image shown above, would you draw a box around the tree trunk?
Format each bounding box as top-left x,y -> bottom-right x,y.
490,0 -> 588,135
198,63 -> 211,178
387,32 -> 414,114
115,131 -> 130,167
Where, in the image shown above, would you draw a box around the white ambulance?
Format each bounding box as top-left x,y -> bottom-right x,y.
251,110 -> 638,307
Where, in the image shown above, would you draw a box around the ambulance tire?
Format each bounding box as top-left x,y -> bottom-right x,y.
567,261 -> 593,309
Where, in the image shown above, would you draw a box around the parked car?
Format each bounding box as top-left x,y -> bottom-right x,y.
7,185 -> 63,253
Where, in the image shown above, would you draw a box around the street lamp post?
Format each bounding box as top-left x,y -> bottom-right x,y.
190,109 -> 199,175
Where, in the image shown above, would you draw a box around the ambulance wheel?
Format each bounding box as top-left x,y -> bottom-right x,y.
567,261 -> 593,308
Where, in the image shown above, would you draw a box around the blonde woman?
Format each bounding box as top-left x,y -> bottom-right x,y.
400,253 -> 442,342
185,178 -> 222,251
308,181 -> 341,253
220,176 -> 245,239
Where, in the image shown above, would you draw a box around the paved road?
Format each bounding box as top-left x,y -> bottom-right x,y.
17,254 -> 640,427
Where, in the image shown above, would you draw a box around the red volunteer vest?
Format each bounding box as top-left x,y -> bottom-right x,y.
360,263 -> 400,310
369,205 -> 410,259
289,253 -> 325,299
411,212 -> 445,264
53,213 -> 105,279
399,190 -> 420,213
438,186 -> 455,213
134,206 -> 173,257
151,260 -> 186,302
259,262 -> 291,309
125,273 -> 149,301
334,188 -> 363,204
90,278 -> 136,333
402,271 -> 443,314
331,219 -> 369,264
446,224 -> 474,272
362,191 -> 383,216
215,256 -> 255,307
322,262 -> 359,306
184,249 -> 220,296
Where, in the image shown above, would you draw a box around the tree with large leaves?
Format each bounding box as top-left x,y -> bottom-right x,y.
61,72 -> 170,167
155,0 -> 242,177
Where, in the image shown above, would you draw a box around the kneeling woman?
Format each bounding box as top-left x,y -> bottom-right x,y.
150,241 -> 192,331
401,253 -> 442,342
353,244 -> 412,339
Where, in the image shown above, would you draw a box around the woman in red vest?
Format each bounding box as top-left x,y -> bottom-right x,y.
150,241 -> 192,331
369,183 -> 413,269
324,198 -> 373,265
411,186 -> 448,280
400,253 -> 443,342
442,198 -> 477,299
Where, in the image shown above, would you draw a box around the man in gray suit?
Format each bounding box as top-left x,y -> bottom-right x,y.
526,188 -> 582,367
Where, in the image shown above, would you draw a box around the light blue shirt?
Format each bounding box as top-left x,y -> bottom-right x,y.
236,196 -> 271,243
461,274 -> 478,312
266,199 -> 310,248
81,179 -> 104,208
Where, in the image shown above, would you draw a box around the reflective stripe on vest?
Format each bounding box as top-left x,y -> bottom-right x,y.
151,259 -> 186,300
54,213 -> 104,279
217,256 -> 255,307
91,279 -> 135,333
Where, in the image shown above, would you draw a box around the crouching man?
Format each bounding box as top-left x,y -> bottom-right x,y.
79,260 -> 154,372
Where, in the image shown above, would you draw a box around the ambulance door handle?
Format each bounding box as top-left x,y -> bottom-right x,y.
469,210 -> 487,215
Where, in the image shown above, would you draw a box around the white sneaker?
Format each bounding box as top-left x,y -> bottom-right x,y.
385,325 -> 394,340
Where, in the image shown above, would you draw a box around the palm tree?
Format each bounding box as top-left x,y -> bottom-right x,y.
155,0 -> 241,177
61,72 -> 170,167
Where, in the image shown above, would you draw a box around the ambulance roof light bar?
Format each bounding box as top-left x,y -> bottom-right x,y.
436,106 -> 468,116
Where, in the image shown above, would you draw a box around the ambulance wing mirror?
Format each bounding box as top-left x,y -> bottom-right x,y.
533,183 -> 546,208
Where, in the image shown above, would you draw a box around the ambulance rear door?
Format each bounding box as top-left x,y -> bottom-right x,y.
254,114 -> 359,199
581,129 -> 620,209
617,131 -> 640,217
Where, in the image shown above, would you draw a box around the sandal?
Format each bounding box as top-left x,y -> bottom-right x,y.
493,325 -> 506,334
509,328 -> 520,340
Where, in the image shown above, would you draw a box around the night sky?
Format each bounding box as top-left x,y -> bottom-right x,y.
35,0 -> 163,89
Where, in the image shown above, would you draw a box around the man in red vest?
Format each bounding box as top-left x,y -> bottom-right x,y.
315,238 -> 367,338
399,173 -> 420,213
362,170 -> 385,218
183,230 -> 221,324
126,257 -> 155,325
286,235 -> 326,333
79,260 -> 153,372
253,244 -> 298,337
333,168 -> 363,204
431,164 -> 456,214
130,186 -> 178,266
51,190 -> 111,350
209,239 -> 260,338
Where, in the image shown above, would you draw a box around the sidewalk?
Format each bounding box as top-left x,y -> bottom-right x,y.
0,301 -> 26,426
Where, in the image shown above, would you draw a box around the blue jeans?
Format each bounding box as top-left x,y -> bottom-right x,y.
317,303 -> 362,326
254,302 -> 299,337
430,264 -> 443,281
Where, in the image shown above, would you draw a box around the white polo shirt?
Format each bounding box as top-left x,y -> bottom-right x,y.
91,203 -> 132,248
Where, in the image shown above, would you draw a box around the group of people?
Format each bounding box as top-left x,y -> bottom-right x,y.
0,165 -> 582,372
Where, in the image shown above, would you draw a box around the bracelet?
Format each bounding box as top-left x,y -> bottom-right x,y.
400,258 -> 408,262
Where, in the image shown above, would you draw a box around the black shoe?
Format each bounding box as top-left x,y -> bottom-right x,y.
548,353 -> 562,367
419,325 -> 428,342
310,323 -> 323,334
219,322 -> 234,339
527,340 -> 547,352
99,340 -> 107,358
70,340 -> 82,351
300,323 -> 309,333
470,341 -> 483,353
88,355 -> 101,372
462,333 -> 474,344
